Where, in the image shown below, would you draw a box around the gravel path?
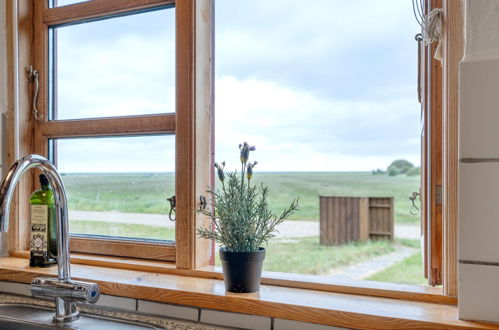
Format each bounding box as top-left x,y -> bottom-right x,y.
328,247 -> 418,280
69,210 -> 420,239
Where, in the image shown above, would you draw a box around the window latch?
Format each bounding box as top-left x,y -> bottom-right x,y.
167,195 -> 176,221
199,195 -> 207,210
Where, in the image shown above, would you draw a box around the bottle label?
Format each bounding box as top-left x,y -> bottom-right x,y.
31,205 -> 48,255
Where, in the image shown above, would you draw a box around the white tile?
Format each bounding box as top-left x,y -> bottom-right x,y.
274,319 -> 349,330
459,162 -> 499,262
0,281 -> 31,296
137,300 -> 198,321
92,294 -> 136,311
200,309 -> 270,330
459,59 -> 499,158
459,263 -> 499,323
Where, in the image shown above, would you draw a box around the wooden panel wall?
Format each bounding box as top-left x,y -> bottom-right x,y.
368,197 -> 394,241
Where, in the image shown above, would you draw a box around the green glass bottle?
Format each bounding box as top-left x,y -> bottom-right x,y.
29,174 -> 57,267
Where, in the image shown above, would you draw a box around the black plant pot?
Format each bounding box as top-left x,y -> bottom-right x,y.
219,247 -> 266,293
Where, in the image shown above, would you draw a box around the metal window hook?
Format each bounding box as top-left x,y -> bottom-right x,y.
27,65 -> 42,121
167,195 -> 207,221
409,191 -> 420,216
167,195 -> 176,221
199,195 -> 207,210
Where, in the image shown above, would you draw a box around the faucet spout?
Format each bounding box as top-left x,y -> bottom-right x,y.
0,154 -> 100,323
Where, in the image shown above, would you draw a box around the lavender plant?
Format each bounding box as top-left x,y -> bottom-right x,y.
197,142 -> 299,252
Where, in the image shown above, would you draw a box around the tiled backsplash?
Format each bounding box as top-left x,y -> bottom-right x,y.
0,281 -> 348,330
458,28 -> 499,322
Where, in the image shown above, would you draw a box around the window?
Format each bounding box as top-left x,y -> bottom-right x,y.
9,0 -> 214,265
5,0 -> 460,297
215,0 -> 426,285
212,0 -> 460,293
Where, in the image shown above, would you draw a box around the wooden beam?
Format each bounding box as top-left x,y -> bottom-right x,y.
174,0 -> 196,269
174,0 -> 214,270
442,0 -> 463,298
429,38 -> 443,286
194,0 -> 214,269
70,237 -> 175,261
43,0 -> 174,27
38,114 -> 175,138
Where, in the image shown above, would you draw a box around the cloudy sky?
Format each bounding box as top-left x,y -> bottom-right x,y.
54,0 -> 421,173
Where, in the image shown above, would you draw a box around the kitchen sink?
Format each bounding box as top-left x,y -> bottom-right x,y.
0,304 -> 158,329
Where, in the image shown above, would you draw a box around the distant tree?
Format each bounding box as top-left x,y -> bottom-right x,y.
371,168 -> 385,175
387,159 -> 415,176
387,167 -> 400,176
407,166 -> 421,176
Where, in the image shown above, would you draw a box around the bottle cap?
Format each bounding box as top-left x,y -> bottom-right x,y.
39,174 -> 49,186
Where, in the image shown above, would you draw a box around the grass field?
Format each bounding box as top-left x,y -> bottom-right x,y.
63,172 -> 423,284
62,172 -> 420,224
70,220 -> 175,241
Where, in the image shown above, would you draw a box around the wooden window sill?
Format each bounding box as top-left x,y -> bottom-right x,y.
10,251 -> 453,304
0,256 -> 496,329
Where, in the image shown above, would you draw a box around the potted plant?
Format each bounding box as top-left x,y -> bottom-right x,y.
197,142 -> 299,293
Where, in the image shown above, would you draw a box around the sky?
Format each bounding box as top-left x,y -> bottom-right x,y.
54,0 -> 421,173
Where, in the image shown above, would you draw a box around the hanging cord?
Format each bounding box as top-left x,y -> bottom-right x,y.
412,0 -> 443,60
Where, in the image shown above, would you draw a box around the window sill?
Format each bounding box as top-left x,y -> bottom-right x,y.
10,250 -> 453,304
0,256 -> 494,329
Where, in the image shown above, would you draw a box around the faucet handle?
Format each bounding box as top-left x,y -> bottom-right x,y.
31,277 -> 100,304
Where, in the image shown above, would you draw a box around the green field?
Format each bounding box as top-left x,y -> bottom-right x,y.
62,172 -> 423,284
62,172 -> 420,224
70,220 -> 175,241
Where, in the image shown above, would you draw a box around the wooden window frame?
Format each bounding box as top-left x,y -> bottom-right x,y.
6,0 -> 214,268
3,0 -> 461,298
419,0 -> 462,296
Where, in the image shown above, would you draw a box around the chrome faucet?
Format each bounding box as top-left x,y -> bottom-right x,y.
0,154 -> 100,323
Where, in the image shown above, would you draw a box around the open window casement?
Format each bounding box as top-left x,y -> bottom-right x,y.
419,0 -> 443,287
9,0 -> 214,267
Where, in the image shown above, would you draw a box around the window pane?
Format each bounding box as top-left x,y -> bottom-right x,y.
50,0 -> 90,7
52,135 -> 175,241
49,8 -> 175,120
215,0 -> 424,284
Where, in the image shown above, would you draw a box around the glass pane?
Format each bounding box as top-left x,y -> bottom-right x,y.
50,8 -> 175,120
50,0 -> 90,7
52,135 -> 175,241
215,0 -> 424,284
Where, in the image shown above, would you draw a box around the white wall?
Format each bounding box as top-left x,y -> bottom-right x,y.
463,0 -> 499,61
458,0 -> 499,323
